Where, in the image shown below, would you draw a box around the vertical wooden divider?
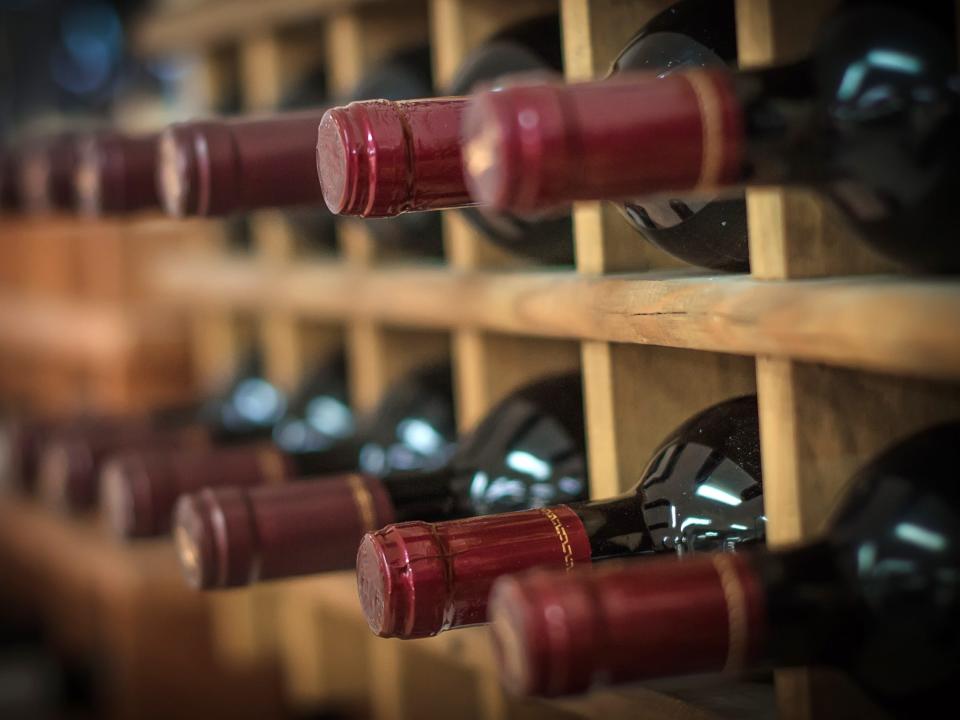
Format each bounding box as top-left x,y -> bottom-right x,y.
17,216 -> 85,413
209,28 -> 352,698
737,2 -> 960,719
182,43 -> 283,689
562,0 -> 756,499
358,3 -> 578,720
265,6 -> 453,718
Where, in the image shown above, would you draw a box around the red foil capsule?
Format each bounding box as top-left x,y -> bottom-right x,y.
18,135 -> 80,213
75,133 -> 159,216
37,425 -> 210,513
356,506 -> 592,639
316,98 -> 475,217
461,69 -> 743,214
173,474 -> 396,589
158,110 -> 327,217
99,443 -> 294,539
488,553 -> 767,697
0,150 -> 19,210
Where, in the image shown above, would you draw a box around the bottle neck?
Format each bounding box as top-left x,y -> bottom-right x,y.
380,466 -> 461,522
569,494 -> 653,561
733,60 -> 826,188
287,439 -> 363,477
752,540 -> 851,669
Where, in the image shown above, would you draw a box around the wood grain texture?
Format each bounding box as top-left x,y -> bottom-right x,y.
584,344 -> 755,500
0,499 -> 286,720
738,2 -> 960,718
135,0 -> 387,55
150,258 -> 960,383
431,0 -> 552,270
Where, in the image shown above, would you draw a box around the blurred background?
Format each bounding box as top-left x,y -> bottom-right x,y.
0,0 -> 186,136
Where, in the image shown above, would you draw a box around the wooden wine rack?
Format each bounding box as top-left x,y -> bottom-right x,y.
1,0 -> 958,718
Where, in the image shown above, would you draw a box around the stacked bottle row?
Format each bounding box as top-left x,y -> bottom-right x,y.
3,343 -> 957,717
2,2 -> 957,718
3,1 -> 957,271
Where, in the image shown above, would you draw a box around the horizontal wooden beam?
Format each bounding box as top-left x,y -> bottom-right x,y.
135,0 -> 385,56
0,295 -> 183,363
149,257 -> 960,382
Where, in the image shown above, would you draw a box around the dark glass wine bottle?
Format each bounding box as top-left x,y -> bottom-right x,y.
30,351 -> 287,511
610,0 -> 746,271
357,394 -> 763,639
489,420 -> 960,717
173,371 -> 584,589
316,15 -> 575,265
1,350 -> 279,495
464,3 -> 960,271
100,351 -> 356,537
103,361 -> 455,539
0,149 -> 20,211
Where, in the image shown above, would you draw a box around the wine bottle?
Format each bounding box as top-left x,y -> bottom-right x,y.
173,371 -> 584,589
489,420 -> 960,717
608,0 -> 746,271
25,351 -> 286,509
316,15 -> 574,264
74,132 -> 160,217
102,361 -> 456,539
1,150 -> 19,211
266,66 -> 339,256
357,394 -> 763,639
158,108 -> 328,217
17,134 -> 80,214
345,45 -> 444,258
100,351 -> 356,537
463,3 -> 960,271
38,423 -> 211,513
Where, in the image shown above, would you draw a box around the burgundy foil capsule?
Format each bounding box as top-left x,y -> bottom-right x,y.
100,443 -> 294,539
75,133 -> 159,216
489,554 -> 767,697
316,98 -> 475,217
173,474 -> 396,589
37,425 -> 210,513
0,151 -> 19,210
18,135 -> 80,213
461,69 -> 743,213
158,110 -> 327,217
356,506 -> 592,639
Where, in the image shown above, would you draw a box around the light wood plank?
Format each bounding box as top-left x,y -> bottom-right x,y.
149,259 -> 960,383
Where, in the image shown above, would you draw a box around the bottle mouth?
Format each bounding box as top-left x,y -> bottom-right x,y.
488,575 -> 538,695
157,127 -> 192,217
316,100 -> 433,218
172,491 -> 219,589
99,457 -> 137,538
20,148 -> 53,213
74,136 -> 102,217
487,568 -> 594,698
461,93 -> 510,208
37,441 -> 92,513
355,522 -> 449,639
316,108 -> 353,214
173,496 -> 206,589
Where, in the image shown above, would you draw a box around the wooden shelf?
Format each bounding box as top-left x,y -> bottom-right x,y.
150,256 -> 960,382
134,0 -> 386,55
0,497 -> 285,719
0,294 -> 183,363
